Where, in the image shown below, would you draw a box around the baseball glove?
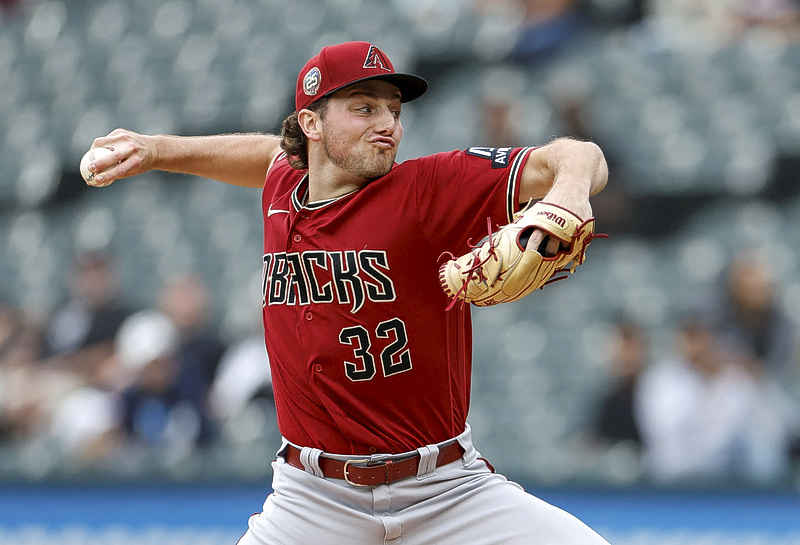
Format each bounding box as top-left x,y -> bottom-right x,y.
438,202 -> 605,309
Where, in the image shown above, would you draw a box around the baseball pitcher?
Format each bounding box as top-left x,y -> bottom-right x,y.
85,42 -> 610,544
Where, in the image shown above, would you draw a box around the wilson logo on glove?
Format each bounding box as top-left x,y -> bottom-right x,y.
438,202 -> 607,309
536,209 -> 567,228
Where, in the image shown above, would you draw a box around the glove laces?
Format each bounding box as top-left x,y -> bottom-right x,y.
439,217 -> 499,311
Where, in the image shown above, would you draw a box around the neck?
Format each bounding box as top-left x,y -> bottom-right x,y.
307,152 -> 367,203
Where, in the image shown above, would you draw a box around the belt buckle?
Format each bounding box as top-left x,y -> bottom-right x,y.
343,454 -> 393,487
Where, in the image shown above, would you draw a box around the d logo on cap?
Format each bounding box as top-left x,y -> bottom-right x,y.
303,67 -> 322,96
362,44 -> 391,71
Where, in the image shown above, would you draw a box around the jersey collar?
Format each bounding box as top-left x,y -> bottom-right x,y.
291,174 -> 359,212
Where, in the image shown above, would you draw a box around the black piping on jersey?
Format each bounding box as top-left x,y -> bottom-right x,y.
291,175 -> 359,212
506,147 -> 535,222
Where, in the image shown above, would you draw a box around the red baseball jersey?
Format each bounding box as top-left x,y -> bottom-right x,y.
261,146 -> 534,455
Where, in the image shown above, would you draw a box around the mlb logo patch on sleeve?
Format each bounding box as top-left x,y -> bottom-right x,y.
466,147 -> 512,169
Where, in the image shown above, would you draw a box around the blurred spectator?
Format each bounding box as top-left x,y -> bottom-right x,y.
209,335 -> 274,445
116,310 -> 195,449
481,96 -> 519,148
0,303 -> 42,442
637,318 -> 793,484
0,303 -> 83,449
592,320 -> 646,448
44,252 -> 133,378
711,254 -> 796,375
649,0 -> 800,37
0,303 -> 22,363
210,337 -> 272,422
476,66 -> 526,149
510,0 -> 587,63
586,0 -> 646,26
732,0 -> 800,32
0,0 -> 23,14
47,277 -> 227,458
160,275 -> 226,445
48,384 -> 118,461
545,74 -> 632,234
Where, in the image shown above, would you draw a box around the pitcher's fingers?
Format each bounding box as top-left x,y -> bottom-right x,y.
92,142 -> 134,174
545,237 -> 560,256
526,230 -> 544,252
91,135 -> 119,150
91,154 -> 140,186
92,128 -> 129,148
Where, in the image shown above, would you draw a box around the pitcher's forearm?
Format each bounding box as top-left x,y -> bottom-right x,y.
152,133 -> 282,188
86,129 -> 283,188
550,140 -> 608,196
519,138 -> 608,202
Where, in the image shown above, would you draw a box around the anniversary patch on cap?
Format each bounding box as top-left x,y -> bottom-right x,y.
303,66 -> 322,96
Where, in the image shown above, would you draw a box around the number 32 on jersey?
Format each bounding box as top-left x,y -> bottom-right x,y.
338,317 -> 412,382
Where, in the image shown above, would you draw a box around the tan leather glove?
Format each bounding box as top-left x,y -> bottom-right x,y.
439,202 -> 605,308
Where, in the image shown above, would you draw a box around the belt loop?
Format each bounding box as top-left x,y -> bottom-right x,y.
300,447 -> 324,477
416,445 -> 439,478
457,423 -> 477,465
275,438 -> 290,459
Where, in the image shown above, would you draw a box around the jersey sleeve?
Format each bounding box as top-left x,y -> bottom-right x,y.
263,151 -> 289,189
410,146 -> 535,254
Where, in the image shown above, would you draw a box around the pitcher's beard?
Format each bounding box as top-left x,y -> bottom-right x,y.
323,135 -> 396,180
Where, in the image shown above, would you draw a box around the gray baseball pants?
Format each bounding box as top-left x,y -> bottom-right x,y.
237,425 -> 610,544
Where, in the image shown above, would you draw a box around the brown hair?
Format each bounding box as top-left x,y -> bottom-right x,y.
280,98 -> 329,170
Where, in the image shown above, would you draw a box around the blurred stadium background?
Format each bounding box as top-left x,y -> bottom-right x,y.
1,0 -> 800,543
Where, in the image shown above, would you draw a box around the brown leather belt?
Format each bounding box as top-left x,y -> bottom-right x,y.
283,442 -> 465,487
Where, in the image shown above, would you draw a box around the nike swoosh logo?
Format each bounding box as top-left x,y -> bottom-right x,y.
267,206 -> 290,217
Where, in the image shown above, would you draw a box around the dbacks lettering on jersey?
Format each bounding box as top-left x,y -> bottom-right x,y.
466,147 -> 512,169
262,249 -> 396,313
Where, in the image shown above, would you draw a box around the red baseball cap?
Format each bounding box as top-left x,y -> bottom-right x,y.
295,41 -> 428,112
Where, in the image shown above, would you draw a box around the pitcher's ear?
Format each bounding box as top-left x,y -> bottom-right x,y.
298,109 -> 323,142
